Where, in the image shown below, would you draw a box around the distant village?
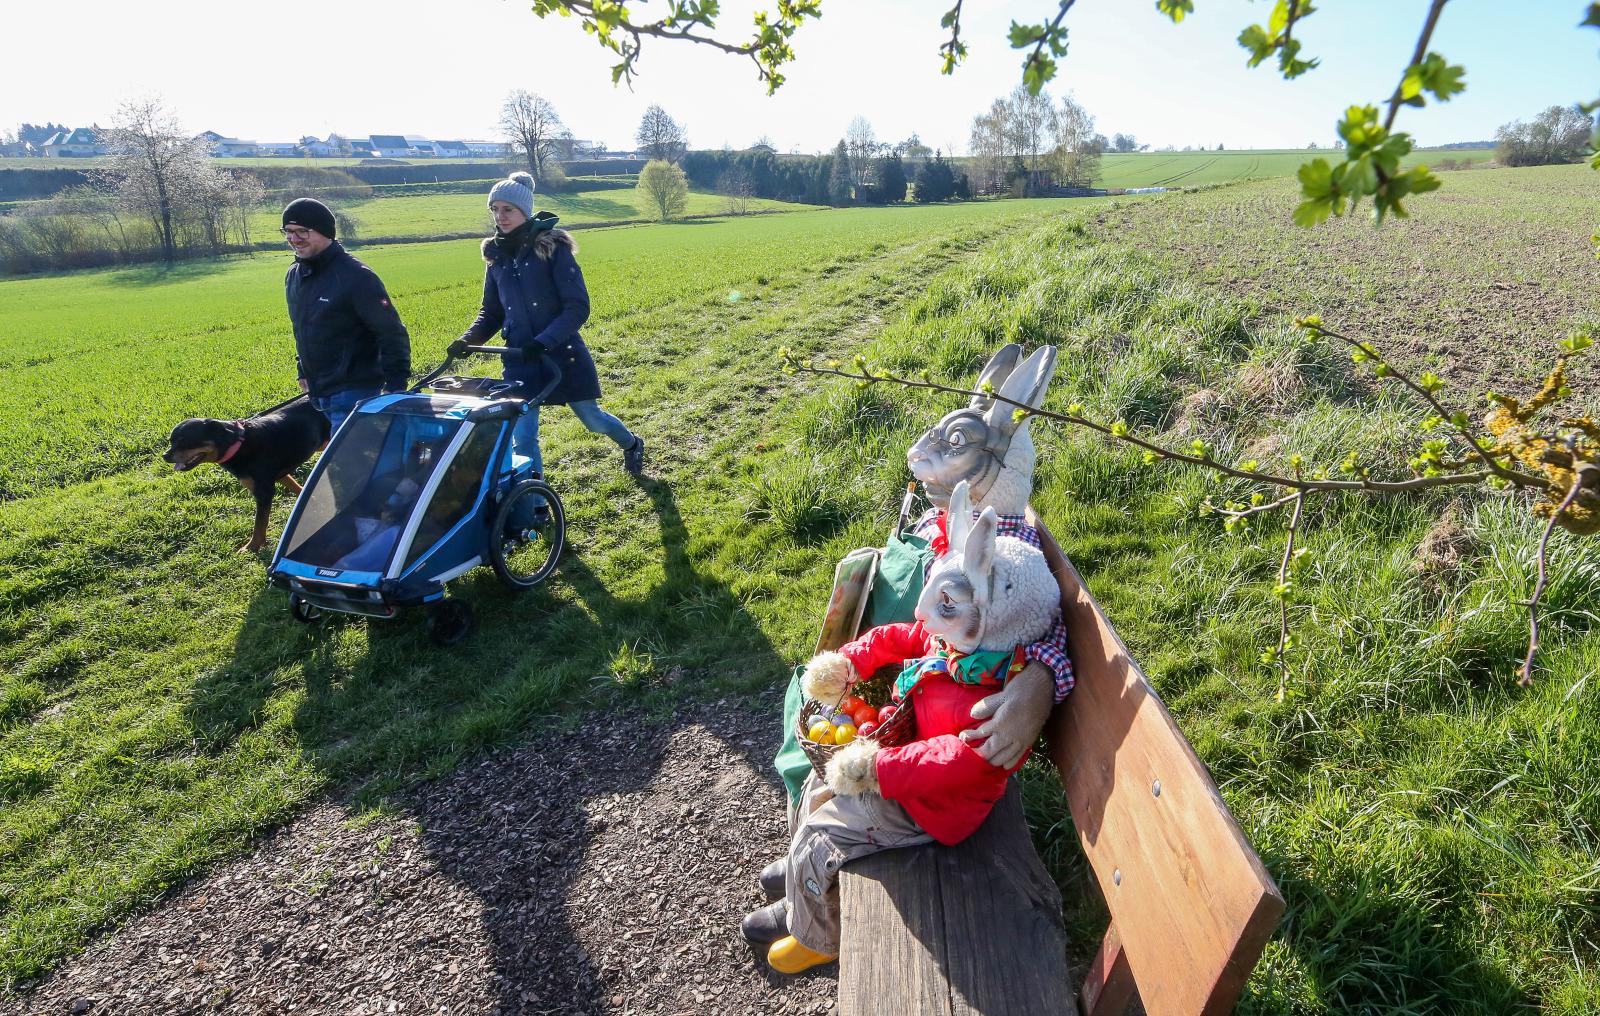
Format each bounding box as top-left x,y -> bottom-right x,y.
3,124 -> 640,161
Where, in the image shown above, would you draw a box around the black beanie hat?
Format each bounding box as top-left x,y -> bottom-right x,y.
281,197 -> 336,239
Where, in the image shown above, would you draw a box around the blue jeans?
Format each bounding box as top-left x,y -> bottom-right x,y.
509,400 -> 635,519
510,399 -> 635,477
314,386 -> 382,435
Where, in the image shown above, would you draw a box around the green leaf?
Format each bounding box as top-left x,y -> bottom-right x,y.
1582,2 -> 1600,27
1157,0 -> 1195,23
1293,196 -> 1333,228
1238,24 -> 1274,67
1008,20 -> 1042,47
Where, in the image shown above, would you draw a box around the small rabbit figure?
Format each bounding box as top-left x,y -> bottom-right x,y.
906,343 -> 1059,515
759,480 -> 1060,975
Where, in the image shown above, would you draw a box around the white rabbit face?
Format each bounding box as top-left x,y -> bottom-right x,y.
916,559 -> 987,652
914,482 -> 996,653
907,408 -> 1004,507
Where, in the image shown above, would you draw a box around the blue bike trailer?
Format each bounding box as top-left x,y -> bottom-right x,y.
268,391 -> 525,615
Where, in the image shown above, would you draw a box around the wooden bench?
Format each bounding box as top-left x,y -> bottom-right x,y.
828,521 -> 1285,1015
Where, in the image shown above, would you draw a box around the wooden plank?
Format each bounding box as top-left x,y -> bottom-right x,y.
839,783 -> 1076,1016
1036,527 -> 1285,1016
1079,920 -> 1138,1016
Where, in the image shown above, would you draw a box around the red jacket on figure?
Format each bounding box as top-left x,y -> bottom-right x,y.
837,621 -> 1030,846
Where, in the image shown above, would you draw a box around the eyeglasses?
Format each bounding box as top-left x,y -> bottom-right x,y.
280,227 -> 313,240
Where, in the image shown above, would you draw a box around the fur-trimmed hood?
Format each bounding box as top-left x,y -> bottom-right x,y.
481,212 -> 578,263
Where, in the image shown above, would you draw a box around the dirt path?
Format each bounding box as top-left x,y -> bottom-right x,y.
10,690 -> 837,1015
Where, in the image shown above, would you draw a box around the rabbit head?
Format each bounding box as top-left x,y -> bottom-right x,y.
907,344 -> 1058,515
914,481 -> 1058,654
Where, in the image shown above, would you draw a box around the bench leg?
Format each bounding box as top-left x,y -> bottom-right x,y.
1079,921 -> 1137,1016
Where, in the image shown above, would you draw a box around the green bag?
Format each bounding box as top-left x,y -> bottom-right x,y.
866,530 -> 932,629
774,531 -> 935,806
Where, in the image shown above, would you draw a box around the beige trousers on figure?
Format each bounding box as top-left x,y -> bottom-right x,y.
784,771 -> 935,954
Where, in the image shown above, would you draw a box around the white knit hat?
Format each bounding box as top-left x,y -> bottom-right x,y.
488,171 -> 536,218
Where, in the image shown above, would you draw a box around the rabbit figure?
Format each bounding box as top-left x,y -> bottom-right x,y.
906,343 -> 1059,515
761,480 -> 1061,975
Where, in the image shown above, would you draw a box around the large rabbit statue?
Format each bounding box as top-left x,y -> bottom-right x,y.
752,481 -> 1061,975
902,343 -> 1067,784
907,343 -> 1059,514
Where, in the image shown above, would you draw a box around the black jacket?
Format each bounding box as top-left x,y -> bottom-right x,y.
285,242 -> 412,398
460,215 -> 602,405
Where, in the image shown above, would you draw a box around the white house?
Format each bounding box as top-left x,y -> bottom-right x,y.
463,140 -> 511,157
44,127 -> 107,157
198,130 -> 257,157
368,134 -> 416,158
257,141 -> 299,157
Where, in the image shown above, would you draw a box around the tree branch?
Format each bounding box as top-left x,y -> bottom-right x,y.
1384,0 -> 1450,130
783,354 -> 1496,496
1518,448 -> 1596,685
1300,319 -> 1551,489
1273,490 -> 1307,702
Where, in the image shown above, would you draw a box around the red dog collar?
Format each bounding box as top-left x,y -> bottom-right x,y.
217,422 -> 245,464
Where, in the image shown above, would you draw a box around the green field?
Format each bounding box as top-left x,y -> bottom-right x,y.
1093,146 -> 1496,189
245,186 -> 814,241
2,171 -> 1597,1013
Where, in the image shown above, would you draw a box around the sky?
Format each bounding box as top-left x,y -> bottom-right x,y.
3,0 -> 1595,154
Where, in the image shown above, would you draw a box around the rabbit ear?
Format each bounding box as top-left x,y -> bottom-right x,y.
946,480 -> 973,553
968,343 -> 1024,412
982,345 -> 1059,433
963,507 -> 999,606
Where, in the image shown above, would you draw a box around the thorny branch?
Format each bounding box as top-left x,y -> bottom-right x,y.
783,354 -> 1507,497
1273,490 -> 1308,702
1519,446 -> 1597,686
1301,319 -> 1550,489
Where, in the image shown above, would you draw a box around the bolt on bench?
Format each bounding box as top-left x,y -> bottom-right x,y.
818,520 -> 1285,1016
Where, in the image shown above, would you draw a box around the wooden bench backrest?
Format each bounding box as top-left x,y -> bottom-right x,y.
1040,534 -> 1285,1016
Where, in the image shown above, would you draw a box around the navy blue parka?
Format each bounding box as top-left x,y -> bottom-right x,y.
458,213 -> 601,405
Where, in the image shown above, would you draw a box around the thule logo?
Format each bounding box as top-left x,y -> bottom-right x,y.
318,296 -> 330,303
316,568 -> 341,577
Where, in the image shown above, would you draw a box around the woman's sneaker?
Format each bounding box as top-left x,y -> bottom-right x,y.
623,435 -> 645,476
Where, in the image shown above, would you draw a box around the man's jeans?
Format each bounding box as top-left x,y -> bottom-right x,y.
313,387 -> 382,435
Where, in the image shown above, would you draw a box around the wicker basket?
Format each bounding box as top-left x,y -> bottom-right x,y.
796,683 -> 916,779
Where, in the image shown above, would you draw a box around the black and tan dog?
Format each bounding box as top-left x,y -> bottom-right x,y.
164,397 -> 331,553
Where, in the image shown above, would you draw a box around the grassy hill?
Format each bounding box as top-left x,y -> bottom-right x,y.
1094,146 -> 1496,189
2,172 -> 1597,1012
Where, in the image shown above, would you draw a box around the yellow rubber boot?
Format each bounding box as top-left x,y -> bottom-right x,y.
767,935 -> 837,974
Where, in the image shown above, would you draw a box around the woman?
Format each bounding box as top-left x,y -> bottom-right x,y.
456,172 -> 644,493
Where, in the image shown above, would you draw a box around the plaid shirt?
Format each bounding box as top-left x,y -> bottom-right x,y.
912,509 -> 1076,701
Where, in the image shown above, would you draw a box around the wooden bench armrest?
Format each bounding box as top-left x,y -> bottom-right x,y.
1033,519 -> 1285,1016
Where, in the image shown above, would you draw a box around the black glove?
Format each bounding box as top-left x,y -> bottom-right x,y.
447,338 -> 470,359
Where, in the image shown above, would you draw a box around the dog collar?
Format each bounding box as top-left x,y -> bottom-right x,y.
217,423 -> 245,464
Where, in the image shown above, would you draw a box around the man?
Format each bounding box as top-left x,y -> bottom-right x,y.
281,198 -> 411,433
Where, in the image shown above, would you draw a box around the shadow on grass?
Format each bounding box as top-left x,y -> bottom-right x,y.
189,476 -> 796,1010
101,257 -> 239,287
1234,844 -> 1530,1014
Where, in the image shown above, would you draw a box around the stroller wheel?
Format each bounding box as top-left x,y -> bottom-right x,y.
426,599 -> 476,647
289,594 -> 323,624
491,479 -> 565,591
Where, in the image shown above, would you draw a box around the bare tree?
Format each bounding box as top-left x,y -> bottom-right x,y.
844,116 -> 879,190
968,98 -> 1011,194
1004,84 -> 1055,174
501,90 -> 568,178
1495,105 -> 1596,166
635,105 -> 687,162
104,99 -> 213,263
1050,92 -> 1102,188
